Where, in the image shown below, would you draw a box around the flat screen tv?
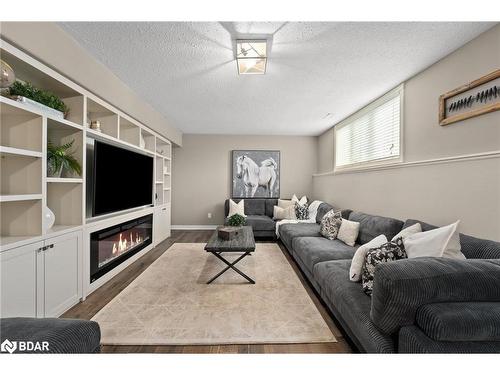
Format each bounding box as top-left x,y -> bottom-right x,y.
92,140 -> 153,217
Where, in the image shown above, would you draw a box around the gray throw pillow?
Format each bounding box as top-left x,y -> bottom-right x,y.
362,237 -> 407,296
320,209 -> 342,240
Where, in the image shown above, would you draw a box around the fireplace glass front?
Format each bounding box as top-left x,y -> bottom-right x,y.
90,214 -> 153,283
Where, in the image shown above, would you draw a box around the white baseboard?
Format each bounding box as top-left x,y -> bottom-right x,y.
171,225 -> 218,230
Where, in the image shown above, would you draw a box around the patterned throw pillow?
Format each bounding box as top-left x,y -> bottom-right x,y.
320,209 -> 342,240
295,203 -> 309,220
362,237 -> 407,296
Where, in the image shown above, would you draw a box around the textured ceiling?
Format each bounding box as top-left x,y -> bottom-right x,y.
59,22 -> 494,136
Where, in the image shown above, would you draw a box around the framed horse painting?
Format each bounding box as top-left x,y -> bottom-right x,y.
232,150 -> 280,198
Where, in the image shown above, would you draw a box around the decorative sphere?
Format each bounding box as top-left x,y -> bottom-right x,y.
0,60 -> 16,88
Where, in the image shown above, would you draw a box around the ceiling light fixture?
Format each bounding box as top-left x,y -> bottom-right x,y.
236,40 -> 267,75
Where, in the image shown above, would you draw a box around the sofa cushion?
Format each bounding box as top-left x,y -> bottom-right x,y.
399,325 -> 500,353
265,199 -> 278,217
244,215 -> 275,232
349,211 -> 404,245
403,219 -> 500,260
0,317 -> 101,353
279,223 -> 321,248
312,260 -> 395,353
316,203 -> 351,223
415,302 -> 500,342
292,236 -> 358,274
224,199 -> 267,217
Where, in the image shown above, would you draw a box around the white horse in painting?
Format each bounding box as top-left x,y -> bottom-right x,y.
236,155 -> 277,198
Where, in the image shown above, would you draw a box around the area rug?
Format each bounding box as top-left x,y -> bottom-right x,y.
92,243 -> 336,345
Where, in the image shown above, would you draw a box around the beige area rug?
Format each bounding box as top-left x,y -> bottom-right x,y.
92,243 -> 336,345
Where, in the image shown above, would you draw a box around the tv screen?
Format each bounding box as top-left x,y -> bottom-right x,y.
93,140 -> 153,216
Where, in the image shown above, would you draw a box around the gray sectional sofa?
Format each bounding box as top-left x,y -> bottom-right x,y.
0,317 -> 101,353
224,198 -> 279,238
278,202 -> 500,353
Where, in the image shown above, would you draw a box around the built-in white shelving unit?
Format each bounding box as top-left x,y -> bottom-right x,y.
0,38 -> 173,318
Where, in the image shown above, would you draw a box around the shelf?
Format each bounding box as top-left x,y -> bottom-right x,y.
0,194 -> 43,202
47,117 -> 84,179
46,178 -> 83,184
0,235 -> 43,251
47,183 -> 83,227
141,129 -> 156,153
1,200 -> 42,239
87,97 -> 119,138
1,153 -> 42,195
47,116 -> 83,131
0,146 -> 42,158
0,98 -> 43,152
45,224 -> 82,237
119,117 -> 140,146
155,180 -> 164,184
163,188 -> 171,191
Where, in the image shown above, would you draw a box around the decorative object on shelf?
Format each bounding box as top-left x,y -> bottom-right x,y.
7,81 -> 69,119
439,69 -> 500,126
43,206 -> 56,231
217,226 -> 240,240
227,213 -> 246,227
90,120 -> 102,132
0,60 -> 16,89
47,140 -> 82,177
232,150 -> 280,198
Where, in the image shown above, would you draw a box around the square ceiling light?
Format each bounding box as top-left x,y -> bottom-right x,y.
236,40 -> 267,75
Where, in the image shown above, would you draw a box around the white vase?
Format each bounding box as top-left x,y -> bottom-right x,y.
43,206 -> 55,231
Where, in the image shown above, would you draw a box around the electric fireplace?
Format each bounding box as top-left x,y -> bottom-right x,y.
90,214 -> 153,283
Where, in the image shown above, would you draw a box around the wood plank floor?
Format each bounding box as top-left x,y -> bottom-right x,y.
63,230 -> 353,354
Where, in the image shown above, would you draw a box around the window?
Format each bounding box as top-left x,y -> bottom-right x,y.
334,85 -> 403,171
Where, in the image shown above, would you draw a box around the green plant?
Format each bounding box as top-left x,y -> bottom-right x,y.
47,140 -> 81,177
9,81 -> 69,115
227,214 -> 246,227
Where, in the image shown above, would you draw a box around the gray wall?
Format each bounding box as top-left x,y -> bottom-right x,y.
314,25 -> 500,241
172,134 -> 317,226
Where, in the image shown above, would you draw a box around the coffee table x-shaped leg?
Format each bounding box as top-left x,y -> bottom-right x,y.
207,251 -> 255,284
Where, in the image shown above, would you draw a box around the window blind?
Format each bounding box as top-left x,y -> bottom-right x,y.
335,88 -> 402,169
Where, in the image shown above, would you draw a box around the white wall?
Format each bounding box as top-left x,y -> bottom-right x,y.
314,25 -> 500,241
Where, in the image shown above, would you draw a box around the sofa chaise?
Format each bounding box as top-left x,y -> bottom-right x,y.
278,202 -> 500,353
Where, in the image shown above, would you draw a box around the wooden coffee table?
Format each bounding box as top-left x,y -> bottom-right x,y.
204,226 -> 256,284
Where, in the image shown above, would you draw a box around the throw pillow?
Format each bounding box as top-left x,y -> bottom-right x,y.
295,202 -> 310,220
227,199 -> 246,218
292,194 -> 307,206
337,219 -> 360,246
391,223 -> 422,241
273,205 -> 297,220
362,238 -> 407,296
404,221 -> 465,259
277,199 -> 294,209
320,209 -> 342,240
349,234 -> 388,282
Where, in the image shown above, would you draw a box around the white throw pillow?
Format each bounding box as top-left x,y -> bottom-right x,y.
349,234 -> 388,282
391,223 -> 422,241
273,205 -> 297,220
404,221 -> 465,259
277,199 -> 294,209
227,199 -> 246,218
291,194 -> 307,205
337,219 -> 360,246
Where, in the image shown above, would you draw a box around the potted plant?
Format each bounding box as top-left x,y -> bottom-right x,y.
47,140 -> 82,178
7,81 -> 69,119
227,213 -> 246,227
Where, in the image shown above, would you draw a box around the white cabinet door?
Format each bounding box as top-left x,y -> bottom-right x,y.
43,231 -> 82,317
154,205 -> 171,245
0,241 -> 42,318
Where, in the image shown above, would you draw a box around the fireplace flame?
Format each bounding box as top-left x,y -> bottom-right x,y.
112,232 -> 144,255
